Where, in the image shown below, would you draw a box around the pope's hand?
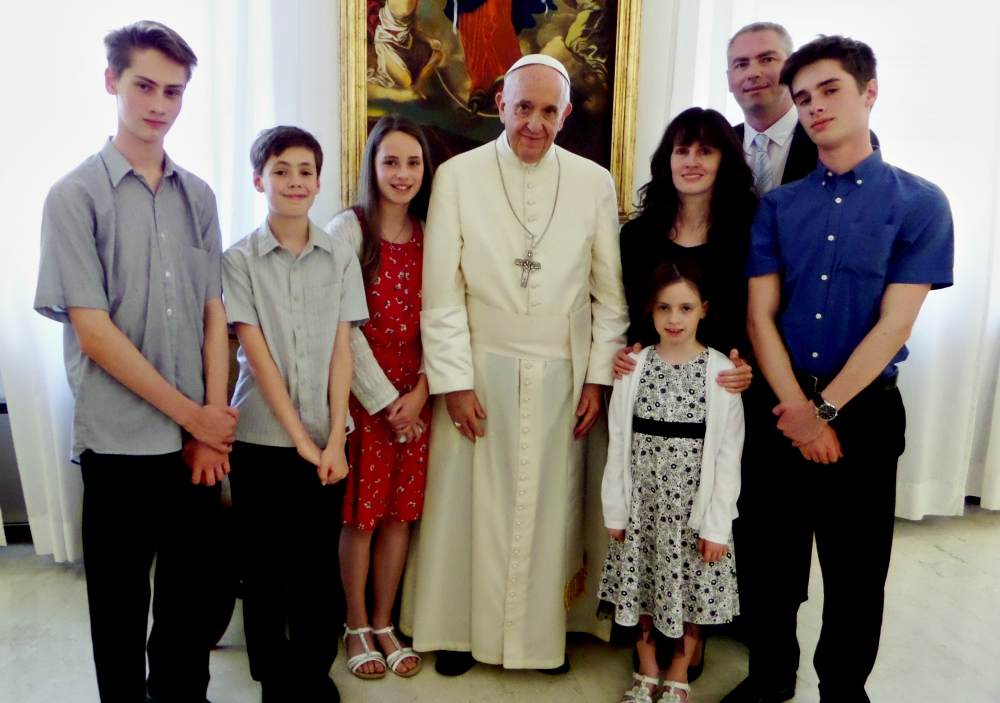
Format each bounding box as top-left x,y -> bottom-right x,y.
446,390 -> 486,443
574,383 -> 604,439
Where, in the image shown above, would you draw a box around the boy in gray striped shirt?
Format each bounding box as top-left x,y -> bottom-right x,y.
222,126 -> 368,701
34,21 -> 236,703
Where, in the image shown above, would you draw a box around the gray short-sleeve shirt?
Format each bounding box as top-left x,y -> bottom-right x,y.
34,139 -> 223,460
223,219 -> 369,447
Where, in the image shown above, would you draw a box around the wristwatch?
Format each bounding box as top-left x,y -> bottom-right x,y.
812,392 -> 838,422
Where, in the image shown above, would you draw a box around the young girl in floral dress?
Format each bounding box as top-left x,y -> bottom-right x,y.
324,114 -> 434,680
601,260 -> 745,703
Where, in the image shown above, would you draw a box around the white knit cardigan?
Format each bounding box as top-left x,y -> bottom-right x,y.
601,346 -> 745,545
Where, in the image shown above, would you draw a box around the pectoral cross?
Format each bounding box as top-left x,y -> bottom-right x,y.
514,251 -> 541,288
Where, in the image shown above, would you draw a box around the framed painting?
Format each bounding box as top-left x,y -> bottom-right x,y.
340,0 -> 643,220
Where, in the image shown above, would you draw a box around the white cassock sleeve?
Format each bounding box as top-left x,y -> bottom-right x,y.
420,161 -> 474,396
586,169 -> 628,387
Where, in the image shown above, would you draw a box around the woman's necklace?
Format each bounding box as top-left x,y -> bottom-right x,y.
382,215 -> 408,244
495,141 -> 561,288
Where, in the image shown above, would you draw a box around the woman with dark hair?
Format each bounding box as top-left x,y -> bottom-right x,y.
615,107 -> 757,391
610,107 -> 757,692
324,114 -> 435,680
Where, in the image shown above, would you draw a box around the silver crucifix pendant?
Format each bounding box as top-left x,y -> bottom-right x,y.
514,251 -> 541,288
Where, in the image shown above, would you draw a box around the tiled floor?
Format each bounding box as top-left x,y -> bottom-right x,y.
1,508 -> 998,702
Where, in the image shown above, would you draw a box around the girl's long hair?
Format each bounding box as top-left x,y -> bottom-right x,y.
634,107 -> 757,266
354,114 -> 435,286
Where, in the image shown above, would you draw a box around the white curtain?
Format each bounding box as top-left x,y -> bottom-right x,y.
632,0 -> 1000,519
0,0 -> 341,557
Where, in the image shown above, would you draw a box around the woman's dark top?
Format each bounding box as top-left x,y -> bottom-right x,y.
619,212 -> 751,357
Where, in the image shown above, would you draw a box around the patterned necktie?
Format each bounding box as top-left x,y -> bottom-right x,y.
753,132 -> 773,195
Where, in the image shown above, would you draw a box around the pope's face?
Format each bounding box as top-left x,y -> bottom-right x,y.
496,65 -> 573,164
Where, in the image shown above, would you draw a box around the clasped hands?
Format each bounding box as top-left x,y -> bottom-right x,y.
385,376 -> 430,444
181,403 -> 239,487
773,398 -> 843,464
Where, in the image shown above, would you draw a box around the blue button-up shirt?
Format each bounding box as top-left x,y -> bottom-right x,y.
746,149 -> 953,378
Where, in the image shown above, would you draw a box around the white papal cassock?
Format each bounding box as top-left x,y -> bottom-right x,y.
399,133 -> 628,669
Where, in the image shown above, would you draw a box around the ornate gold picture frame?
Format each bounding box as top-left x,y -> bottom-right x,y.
340,0 -> 642,220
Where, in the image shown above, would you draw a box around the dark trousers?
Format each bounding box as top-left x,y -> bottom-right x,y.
228,442 -> 346,691
80,451 -> 222,703
735,377 -> 905,703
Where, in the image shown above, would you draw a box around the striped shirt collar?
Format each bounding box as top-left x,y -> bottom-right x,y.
99,137 -> 178,187
254,217 -> 334,257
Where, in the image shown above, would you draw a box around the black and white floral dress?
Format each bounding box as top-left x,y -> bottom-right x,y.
598,349 -> 739,638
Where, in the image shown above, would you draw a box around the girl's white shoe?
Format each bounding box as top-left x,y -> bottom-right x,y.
661,679 -> 691,703
622,672 -> 660,703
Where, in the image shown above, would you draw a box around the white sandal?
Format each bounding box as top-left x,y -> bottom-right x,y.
622,672 -> 660,703
372,624 -> 422,677
343,625 -> 386,680
660,679 -> 691,703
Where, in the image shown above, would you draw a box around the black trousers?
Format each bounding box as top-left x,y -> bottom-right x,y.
228,442 -> 346,690
734,377 -> 905,703
80,451 -> 222,703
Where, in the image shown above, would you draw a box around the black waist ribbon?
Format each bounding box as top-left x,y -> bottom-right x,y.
631,416 -> 706,439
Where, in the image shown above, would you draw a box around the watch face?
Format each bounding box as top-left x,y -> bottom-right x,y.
816,402 -> 838,422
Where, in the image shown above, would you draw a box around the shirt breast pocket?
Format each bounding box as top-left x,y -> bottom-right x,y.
305,281 -> 342,339
181,246 -> 209,307
838,224 -> 896,282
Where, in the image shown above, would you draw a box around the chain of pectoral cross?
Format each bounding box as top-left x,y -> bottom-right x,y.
495,142 -> 562,287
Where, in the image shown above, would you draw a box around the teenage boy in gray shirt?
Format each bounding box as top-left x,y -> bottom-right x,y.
34,21 -> 236,703
223,126 -> 368,701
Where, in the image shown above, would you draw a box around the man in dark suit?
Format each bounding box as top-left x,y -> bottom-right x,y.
728,22 -> 878,192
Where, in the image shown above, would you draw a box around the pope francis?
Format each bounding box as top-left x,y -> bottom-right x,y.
400,54 -> 628,674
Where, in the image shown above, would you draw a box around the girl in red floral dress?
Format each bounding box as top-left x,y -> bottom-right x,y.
324,115 -> 433,679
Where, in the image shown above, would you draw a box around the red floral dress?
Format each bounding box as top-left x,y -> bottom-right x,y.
343,223 -> 430,529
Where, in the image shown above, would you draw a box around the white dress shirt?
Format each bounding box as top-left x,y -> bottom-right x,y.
743,104 -> 799,190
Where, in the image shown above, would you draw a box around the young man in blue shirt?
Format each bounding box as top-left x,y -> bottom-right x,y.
728,36 -> 954,703
34,21 -> 236,703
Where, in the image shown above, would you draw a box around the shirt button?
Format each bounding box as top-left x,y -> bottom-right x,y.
812,352 -> 819,358
517,506 -> 524,511
521,460 -> 528,465
856,179 -> 863,185
521,444 -> 528,450
515,535 -> 521,540
527,215 -> 537,222
509,592 -> 515,598
525,363 -> 532,369
524,398 -> 531,403
522,428 -> 529,434
165,271 -> 171,278
516,521 -> 522,526
827,171 -> 833,177
821,274 -> 829,281
815,314 -> 822,319
525,381 -> 531,387
513,549 -> 520,555
166,308 -> 173,316
160,232 -> 167,239
293,295 -> 299,302
527,200 -> 536,205
507,621 -> 513,627
518,491 -> 525,496
519,474 -> 527,480
835,197 -> 842,204
522,413 -> 529,418
827,235 -> 835,241
512,563 -> 518,568
527,183 -> 536,189
530,301 -> 541,307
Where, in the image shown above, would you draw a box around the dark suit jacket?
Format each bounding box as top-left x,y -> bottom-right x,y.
735,121 -> 879,185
